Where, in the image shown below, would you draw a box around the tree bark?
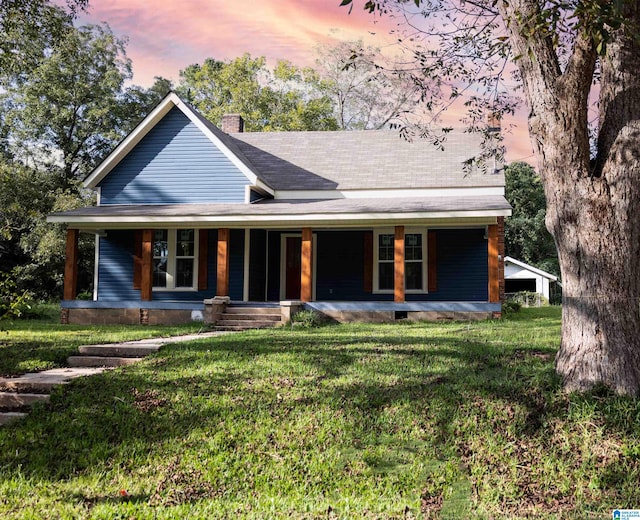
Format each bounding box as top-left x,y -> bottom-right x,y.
553,5 -> 640,395
500,0 -> 640,394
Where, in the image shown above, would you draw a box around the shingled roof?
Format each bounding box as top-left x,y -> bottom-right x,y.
228,129 -> 503,191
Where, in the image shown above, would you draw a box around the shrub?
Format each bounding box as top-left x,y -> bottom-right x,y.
291,309 -> 325,328
0,271 -> 32,320
502,299 -> 522,316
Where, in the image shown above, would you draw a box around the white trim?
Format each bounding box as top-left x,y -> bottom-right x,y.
243,229 -> 250,302
373,227 -> 428,294
83,92 -> 274,196
48,210 -> 510,227
93,235 -> 100,301
279,233 -> 317,301
273,187 -> 505,200
504,256 -> 558,281
152,228 -> 199,291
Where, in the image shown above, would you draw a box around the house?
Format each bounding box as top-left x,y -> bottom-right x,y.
47,92 -> 512,325
504,256 -> 559,302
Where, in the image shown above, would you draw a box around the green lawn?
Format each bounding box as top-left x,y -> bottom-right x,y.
1,307 -> 639,519
0,305 -> 204,376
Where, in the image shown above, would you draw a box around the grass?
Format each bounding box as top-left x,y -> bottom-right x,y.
0,303 -> 205,376
0,307 -> 639,518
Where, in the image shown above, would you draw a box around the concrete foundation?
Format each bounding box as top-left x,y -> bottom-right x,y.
64,307 -> 202,326
317,309 -> 493,323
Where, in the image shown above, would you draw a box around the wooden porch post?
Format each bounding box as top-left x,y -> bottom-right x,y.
301,227 -> 313,302
141,229 -> 153,301
217,228 -> 230,297
488,224 -> 500,303
63,228 -> 79,300
394,225 -> 405,303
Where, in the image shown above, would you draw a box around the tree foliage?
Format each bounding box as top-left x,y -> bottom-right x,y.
341,0 -> 640,395
313,40 -> 424,130
0,0 -> 86,79
4,23 -> 133,187
0,1 -> 164,300
177,54 -> 339,131
504,162 -> 558,276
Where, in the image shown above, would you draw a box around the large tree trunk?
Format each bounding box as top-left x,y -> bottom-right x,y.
500,1 -> 640,394
553,6 -> 640,395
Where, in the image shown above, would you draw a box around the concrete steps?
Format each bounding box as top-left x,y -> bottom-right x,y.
216,306 -> 282,331
78,344 -> 160,357
0,367 -> 109,426
67,356 -> 145,368
0,392 -> 50,409
0,412 -> 28,426
0,331 -> 225,426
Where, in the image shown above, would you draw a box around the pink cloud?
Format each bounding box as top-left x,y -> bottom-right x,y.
72,0 -> 531,163
77,0 -> 389,85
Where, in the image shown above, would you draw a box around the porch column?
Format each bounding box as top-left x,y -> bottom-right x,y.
217,228 -> 230,297
141,229 -> 153,301
63,228 -> 79,300
488,224 -> 500,303
394,225 -> 405,303
301,227 -> 313,302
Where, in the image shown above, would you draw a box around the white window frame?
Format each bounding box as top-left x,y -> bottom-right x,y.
153,229 -> 199,291
373,228 -> 428,294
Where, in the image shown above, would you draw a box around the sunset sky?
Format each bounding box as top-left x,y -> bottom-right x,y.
75,0 -> 534,163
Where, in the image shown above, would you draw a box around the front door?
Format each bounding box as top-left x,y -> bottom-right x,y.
285,236 -> 301,299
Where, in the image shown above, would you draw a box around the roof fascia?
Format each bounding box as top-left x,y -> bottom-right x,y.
47,209 -> 511,228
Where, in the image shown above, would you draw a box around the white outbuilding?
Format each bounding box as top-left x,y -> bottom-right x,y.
504,256 -> 559,301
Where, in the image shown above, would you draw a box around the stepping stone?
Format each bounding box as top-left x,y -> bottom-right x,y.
0,367 -> 110,393
78,345 -> 160,357
0,392 -> 50,408
67,356 -> 144,368
0,412 -> 28,426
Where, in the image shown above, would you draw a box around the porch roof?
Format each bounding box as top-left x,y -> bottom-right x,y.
48,195 -> 511,229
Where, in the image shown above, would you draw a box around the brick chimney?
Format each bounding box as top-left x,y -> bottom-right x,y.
221,114 -> 244,133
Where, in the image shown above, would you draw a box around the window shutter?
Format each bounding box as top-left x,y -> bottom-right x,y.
363,231 -> 373,293
428,230 -> 437,292
133,230 -> 142,289
198,230 -> 209,291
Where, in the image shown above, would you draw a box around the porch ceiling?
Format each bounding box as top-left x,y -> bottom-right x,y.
48,196 -> 511,229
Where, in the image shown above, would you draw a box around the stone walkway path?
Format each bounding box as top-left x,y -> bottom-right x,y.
0,331 -> 225,426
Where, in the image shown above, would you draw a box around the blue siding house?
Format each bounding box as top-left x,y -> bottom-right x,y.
49,92 -> 511,325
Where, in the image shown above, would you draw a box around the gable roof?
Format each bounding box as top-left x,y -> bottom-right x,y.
504,256 -> 558,281
83,92 -> 274,194
83,92 -> 505,196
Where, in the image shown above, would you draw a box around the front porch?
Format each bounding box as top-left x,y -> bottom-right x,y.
59,221 -> 505,325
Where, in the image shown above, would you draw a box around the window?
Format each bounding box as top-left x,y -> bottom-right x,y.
374,230 -> 427,293
152,229 -> 198,290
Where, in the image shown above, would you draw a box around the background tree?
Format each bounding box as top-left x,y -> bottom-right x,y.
5,23 -> 133,188
0,0 -> 86,79
342,0 -> 640,395
314,40 -> 424,130
177,54 -> 338,131
0,2 -> 163,300
504,162 -> 558,276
